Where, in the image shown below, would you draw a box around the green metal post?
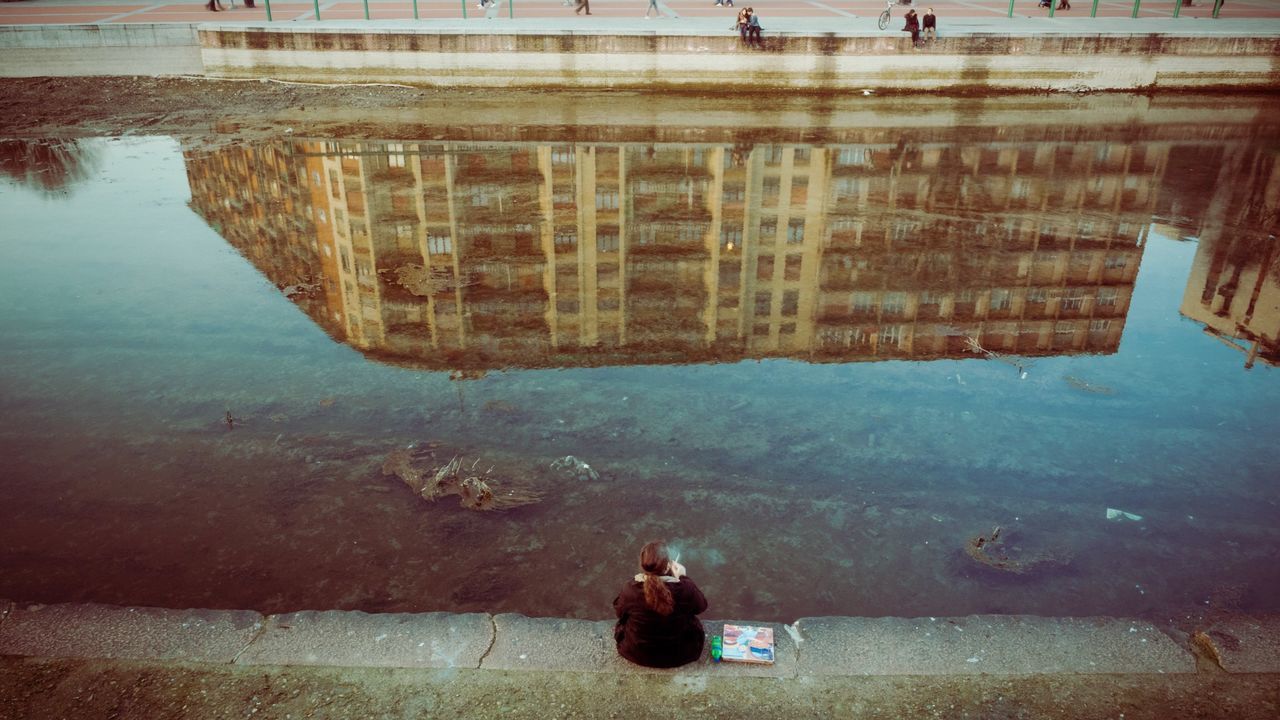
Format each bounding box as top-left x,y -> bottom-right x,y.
313,0 -> 321,20
413,0 -> 418,19
1213,0 -> 1222,18
508,0 -> 514,18
1131,0 -> 1140,18
1007,0 -> 1015,18
1049,0 -> 1056,17
1172,0 -> 1181,19
264,0 -> 273,20
1090,0 -> 1099,17
462,0 -> 468,19
362,0 -> 369,19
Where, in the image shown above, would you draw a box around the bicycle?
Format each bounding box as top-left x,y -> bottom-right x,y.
878,0 -> 911,31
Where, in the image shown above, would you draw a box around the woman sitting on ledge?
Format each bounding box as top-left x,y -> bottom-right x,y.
613,540 -> 709,668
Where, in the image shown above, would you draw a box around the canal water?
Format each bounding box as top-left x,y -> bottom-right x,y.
1,94 -> 1278,623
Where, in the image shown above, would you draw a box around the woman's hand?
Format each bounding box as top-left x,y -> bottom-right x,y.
669,560 -> 687,578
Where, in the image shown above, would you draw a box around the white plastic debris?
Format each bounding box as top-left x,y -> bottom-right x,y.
1106,508 -> 1143,522
784,623 -> 803,645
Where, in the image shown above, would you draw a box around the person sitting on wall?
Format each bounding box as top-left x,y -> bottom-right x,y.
613,540 -> 709,669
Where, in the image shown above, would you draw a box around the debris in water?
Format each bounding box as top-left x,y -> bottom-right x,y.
1105,507 -> 1143,522
963,525 -> 1071,575
224,411 -> 236,430
551,455 -> 600,482
381,446 -> 542,511
961,335 -> 1031,377
1064,375 -> 1115,395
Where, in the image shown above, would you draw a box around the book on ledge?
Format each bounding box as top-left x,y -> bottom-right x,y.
720,624 -> 775,664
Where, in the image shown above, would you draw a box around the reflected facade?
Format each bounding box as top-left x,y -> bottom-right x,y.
184,136 -> 1165,370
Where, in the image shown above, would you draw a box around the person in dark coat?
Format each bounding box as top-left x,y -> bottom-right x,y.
613,540 -> 708,668
903,9 -> 921,47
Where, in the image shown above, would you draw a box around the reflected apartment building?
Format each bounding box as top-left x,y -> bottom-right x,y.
184,135 -> 1161,370
1177,145 -> 1280,369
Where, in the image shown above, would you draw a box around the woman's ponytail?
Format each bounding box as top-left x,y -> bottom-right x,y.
639,540 -> 675,615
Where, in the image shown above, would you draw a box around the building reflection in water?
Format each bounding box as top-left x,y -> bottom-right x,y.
1174,146 -> 1280,369
183,137 -> 1166,370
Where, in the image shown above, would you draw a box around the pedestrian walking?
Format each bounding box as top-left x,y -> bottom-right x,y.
575,0 -> 591,14
902,8 -> 920,47
922,7 -> 936,42
644,0 -> 665,18
1057,0 -> 1071,10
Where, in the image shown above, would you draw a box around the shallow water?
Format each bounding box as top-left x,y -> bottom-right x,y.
1,95 -> 1278,622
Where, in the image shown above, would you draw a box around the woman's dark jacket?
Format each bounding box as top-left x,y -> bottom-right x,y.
613,576 -> 708,668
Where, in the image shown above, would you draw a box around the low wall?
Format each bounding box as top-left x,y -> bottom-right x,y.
197,26 -> 1280,92
0,24 -> 202,77
1,22 -> 1277,92
4,599 -> 1279,675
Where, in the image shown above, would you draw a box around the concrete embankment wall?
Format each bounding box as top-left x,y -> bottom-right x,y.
1,22 -> 1278,92
0,24 -> 202,77
198,27 -> 1280,92
3,599 -> 1279,675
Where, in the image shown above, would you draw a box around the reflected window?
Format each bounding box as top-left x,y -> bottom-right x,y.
991,288 -> 1012,311
781,290 -> 799,316
787,220 -> 805,244
1055,321 -> 1077,335
763,177 -> 780,198
882,292 -> 906,315
879,325 -> 903,346
852,292 -> 876,314
1105,254 -> 1128,270
1061,288 -> 1085,311
552,148 -> 575,165
755,292 -> 772,315
723,185 -> 746,203
597,232 -> 619,253
1027,287 -> 1047,304
760,220 -> 777,240
596,190 -> 619,209
554,231 -> 577,250
785,254 -> 802,281
427,234 -> 452,256
757,256 -> 774,281
1097,287 -> 1118,306
1089,319 -> 1112,332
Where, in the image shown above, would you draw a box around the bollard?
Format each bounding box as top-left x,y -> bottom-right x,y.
1091,0 -> 1099,17
1007,0 -> 1015,18
264,0 -> 273,20
362,0 -> 370,18
509,0 -> 514,18
1049,0 -> 1055,18
1213,0 -> 1222,18
413,0 -> 418,19
462,0 -> 468,19
1131,0 -> 1140,18
313,0 -> 321,20
1172,0 -> 1181,18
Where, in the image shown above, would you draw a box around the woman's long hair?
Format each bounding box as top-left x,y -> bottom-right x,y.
639,540 -> 675,615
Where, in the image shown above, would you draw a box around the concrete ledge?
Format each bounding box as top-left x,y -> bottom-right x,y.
1196,616 -> 1280,673
233,610 -> 494,669
0,603 -> 1209,676
793,616 -> 1195,675
481,614 -> 796,676
0,602 -> 263,663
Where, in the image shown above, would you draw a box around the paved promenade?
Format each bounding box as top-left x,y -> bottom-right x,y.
0,0 -> 1270,27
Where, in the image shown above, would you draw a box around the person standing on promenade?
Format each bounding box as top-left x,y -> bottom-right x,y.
902,8 -> 921,48
922,7 -> 936,42
613,541 -> 708,668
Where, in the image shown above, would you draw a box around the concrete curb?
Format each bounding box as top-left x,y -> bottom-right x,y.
2,601 -> 1253,676
793,616 -> 1194,675
0,602 -> 263,663
233,609 -> 494,669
